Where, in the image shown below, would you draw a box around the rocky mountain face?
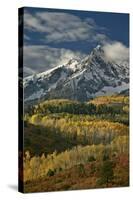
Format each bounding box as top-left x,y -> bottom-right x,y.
24,45 -> 129,103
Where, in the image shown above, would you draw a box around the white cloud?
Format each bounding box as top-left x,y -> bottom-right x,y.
93,33 -> 109,43
23,45 -> 86,76
24,10 -> 107,43
103,42 -> 129,63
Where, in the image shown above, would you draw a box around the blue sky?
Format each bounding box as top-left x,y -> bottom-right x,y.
23,7 -> 129,76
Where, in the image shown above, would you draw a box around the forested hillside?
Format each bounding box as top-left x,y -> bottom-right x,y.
23,95 -> 129,192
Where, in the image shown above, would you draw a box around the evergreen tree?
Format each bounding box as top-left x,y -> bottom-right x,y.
98,160 -> 114,186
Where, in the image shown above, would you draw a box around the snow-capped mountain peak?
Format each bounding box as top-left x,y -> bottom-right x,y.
24,45 -> 129,103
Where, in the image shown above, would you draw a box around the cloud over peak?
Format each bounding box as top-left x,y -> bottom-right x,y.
103,42 -> 129,63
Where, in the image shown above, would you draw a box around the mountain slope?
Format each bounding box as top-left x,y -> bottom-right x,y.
24,45 -> 129,102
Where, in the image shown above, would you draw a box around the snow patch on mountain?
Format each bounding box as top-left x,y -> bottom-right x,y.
94,82 -> 129,97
